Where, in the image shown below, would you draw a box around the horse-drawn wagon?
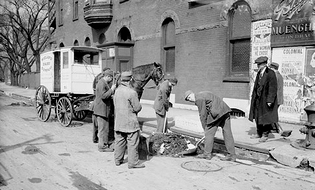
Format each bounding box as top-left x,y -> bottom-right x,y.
35,46 -> 103,127
36,46 -> 165,127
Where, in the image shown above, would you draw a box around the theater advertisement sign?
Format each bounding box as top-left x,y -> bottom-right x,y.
271,0 -> 315,47
270,0 -> 315,123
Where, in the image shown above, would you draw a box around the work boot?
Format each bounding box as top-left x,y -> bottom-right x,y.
115,160 -> 123,166
98,147 -> 114,152
98,144 -> 114,152
259,136 -> 268,142
196,153 -> 213,160
128,162 -> 145,169
220,155 -> 236,162
250,134 -> 261,139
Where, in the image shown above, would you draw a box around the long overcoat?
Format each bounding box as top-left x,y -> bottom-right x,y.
92,78 -> 114,118
249,67 -> 278,125
274,70 -> 284,105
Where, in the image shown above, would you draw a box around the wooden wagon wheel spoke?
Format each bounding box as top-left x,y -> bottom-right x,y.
73,102 -> 87,121
56,97 -> 73,127
35,85 -> 51,122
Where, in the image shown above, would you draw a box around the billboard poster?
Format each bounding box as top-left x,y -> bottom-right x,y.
303,48 -> 315,108
272,47 -> 305,122
271,0 -> 315,47
251,19 -> 272,70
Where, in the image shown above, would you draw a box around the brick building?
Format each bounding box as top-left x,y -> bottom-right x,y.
47,0 -> 315,124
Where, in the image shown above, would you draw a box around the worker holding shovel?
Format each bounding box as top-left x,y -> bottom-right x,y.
153,77 -> 178,133
184,90 -> 236,162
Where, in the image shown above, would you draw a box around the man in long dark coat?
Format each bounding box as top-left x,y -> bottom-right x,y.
92,69 -> 116,152
249,56 -> 278,142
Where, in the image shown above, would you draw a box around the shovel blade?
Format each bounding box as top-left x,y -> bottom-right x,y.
179,148 -> 197,155
280,130 -> 292,137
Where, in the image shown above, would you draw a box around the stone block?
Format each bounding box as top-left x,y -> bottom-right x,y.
174,115 -> 204,133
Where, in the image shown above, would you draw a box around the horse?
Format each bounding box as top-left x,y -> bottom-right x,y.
93,62 -> 164,99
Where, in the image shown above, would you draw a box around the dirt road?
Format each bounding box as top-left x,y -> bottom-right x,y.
0,93 -> 314,190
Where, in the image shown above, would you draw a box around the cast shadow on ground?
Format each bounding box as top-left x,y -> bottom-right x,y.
0,134 -> 62,154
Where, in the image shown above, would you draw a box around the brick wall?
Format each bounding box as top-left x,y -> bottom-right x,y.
51,0 -> 272,110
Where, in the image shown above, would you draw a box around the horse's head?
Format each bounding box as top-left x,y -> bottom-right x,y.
151,62 -> 164,86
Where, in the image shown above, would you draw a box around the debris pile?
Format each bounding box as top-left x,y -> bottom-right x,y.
148,133 -> 197,157
296,158 -> 314,172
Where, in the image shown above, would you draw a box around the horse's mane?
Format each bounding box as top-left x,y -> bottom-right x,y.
132,63 -> 156,81
132,63 -> 154,74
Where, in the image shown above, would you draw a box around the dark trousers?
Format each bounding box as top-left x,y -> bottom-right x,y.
93,114 -> 110,150
156,113 -> 167,133
204,114 -> 235,156
256,122 -> 273,137
114,130 -> 140,167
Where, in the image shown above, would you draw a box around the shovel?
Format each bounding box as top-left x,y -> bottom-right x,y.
179,136 -> 205,155
277,123 -> 292,137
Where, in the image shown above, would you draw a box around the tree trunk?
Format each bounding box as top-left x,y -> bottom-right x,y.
10,71 -> 19,86
36,54 -> 40,72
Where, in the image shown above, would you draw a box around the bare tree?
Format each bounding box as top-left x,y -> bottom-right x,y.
0,0 -> 52,85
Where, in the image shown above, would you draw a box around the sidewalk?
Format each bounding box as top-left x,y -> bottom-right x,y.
0,82 -> 314,170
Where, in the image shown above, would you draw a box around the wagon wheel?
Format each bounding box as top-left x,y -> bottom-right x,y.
73,102 -> 87,121
35,85 -> 51,122
56,97 -> 73,127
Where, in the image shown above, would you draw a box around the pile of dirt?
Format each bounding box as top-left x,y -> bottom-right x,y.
148,133 -> 198,157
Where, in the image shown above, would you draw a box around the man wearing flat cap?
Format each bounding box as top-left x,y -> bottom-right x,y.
269,62 -> 288,136
153,76 -> 178,133
249,56 -> 278,142
113,71 -> 144,169
92,69 -> 116,152
184,90 -> 236,161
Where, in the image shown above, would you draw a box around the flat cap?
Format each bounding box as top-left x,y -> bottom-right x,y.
254,56 -> 268,64
184,90 -> 193,101
103,69 -> 113,77
121,71 -> 132,81
270,62 -> 279,69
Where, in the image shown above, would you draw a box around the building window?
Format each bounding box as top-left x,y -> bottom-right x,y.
118,27 -> 131,42
99,33 -> 106,44
58,0 -> 63,26
84,37 -> 91,46
161,18 -> 175,76
73,0 -> 79,21
225,1 -> 251,82
74,40 -> 79,46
